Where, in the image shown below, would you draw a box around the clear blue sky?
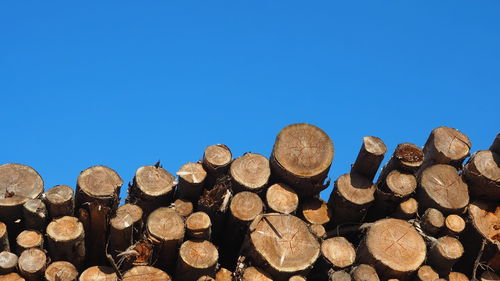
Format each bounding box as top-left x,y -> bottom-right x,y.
1,2 -> 499,200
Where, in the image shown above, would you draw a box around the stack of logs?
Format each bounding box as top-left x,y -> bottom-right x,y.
0,124 -> 498,281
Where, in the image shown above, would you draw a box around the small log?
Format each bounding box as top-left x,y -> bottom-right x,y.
420,208 -> 445,236
46,216 -> 85,268
391,198 -> 418,220
15,230 -> 43,255
244,214 -> 320,280
198,276 -> 215,281
186,212 -> 212,241
481,271 -> 499,281
321,237 -> 355,269
230,153 -> 270,193
448,272 -> 469,281
22,199 -> 47,232
122,266 -> 172,281
350,264 -> 379,281
357,218 -> 426,279
417,164 -> 469,214
329,270 -> 351,281
379,143 -> 424,177
490,133 -> 500,154
328,173 -> 375,226
127,165 -> 175,217
414,265 -> 438,281
443,214 -> 465,237
44,261 -> 78,281
0,273 -> 25,281
146,207 -> 184,271
270,123 -> 334,196
43,185 -> 74,219
427,236 -> 463,276
351,136 -> 387,181
176,240 -> 218,281
299,198 -> 332,225
265,183 -> 298,214
423,126 -> 471,167
79,266 -> 117,281
119,240 -> 154,269
309,224 -> 326,240
18,248 -> 46,281
0,251 -> 17,274
242,267 -> 272,281
108,203 -> 143,258
289,276 -> 306,281
462,150 -> 500,201
0,223 -> 9,252
202,144 -> 232,187
172,198 -> 194,217
176,162 -> 207,201
215,268 -> 232,281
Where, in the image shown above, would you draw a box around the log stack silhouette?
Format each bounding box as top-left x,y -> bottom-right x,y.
0,124 -> 498,281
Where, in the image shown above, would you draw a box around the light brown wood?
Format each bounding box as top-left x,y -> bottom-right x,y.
351,136 -> 387,181
242,267 -> 273,281
357,218 -> 426,279
22,199 -> 47,232
299,198 -> 331,225
78,266 -> 117,281
481,271 -> 500,281
329,270 -> 351,281
44,261 -> 78,281
146,207 -> 184,271
230,153 -> 270,193
415,265 -> 438,281
468,201 -> 500,245
122,266 -> 171,281
198,276 -> 215,281
270,123 -> 334,196
351,264 -> 379,281
18,248 -> 46,281
265,183 -> 298,214
423,126 -> 471,167
391,198 -> 418,220
321,237 -> 355,269
173,198 -> 194,217
108,203 -> 143,258
448,272 -> 469,281
76,165 -> 122,208
378,170 -> 416,201
0,223 -> 9,252
176,240 -> 218,281
0,273 -> 25,281
186,212 -> 212,240
118,239 -> 154,269
309,224 -> 326,239
43,185 -> 74,219
215,268 -> 232,281
46,216 -> 85,268
0,252 -> 17,274
462,150 -> 500,201
202,144 -> 232,179
490,133 -> 500,154
427,236 -> 463,275
245,214 -> 320,280
289,275 -> 306,281
417,164 -> 469,214
15,230 -> 43,255
176,162 -> 207,200
444,214 -> 465,236
421,208 -> 445,236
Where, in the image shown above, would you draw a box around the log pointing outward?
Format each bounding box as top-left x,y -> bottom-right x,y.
0,223 -> 9,252
351,136 -> 387,181
423,126 -> 471,167
427,236 -> 464,276
176,162 -> 207,201
46,216 -> 85,268
270,123 -> 334,196
22,199 -> 47,232
108,204 -> 143,258
379,143 -> 424,177
18,248 -> 46,281
230,153 -> 270,193
351,264 -> 379,281
299,198 -> 332,226
44,261 -> 78,281
78,266 -> 117,281
0,251 -> 18,274
357,218 -> 426,279
444,214 -> 466,237
176,240 -> 218,281
202,144 -> 232,182
321,237 -> 355,269
43,185 -> 75,219
242,267 -> 273,281
391,198 -> 418,220
462,150 -> 500,201
186,212 -> 212,241
448,272 -> 469,281
420,208 -> 445,236
265,183 -> 298,214
122,266 -> 171,281
15,230 -> 43,255
415,265 -> 439,281
172,199 -> 194,217
215,268 -> 232,281
329,270 -> 351,281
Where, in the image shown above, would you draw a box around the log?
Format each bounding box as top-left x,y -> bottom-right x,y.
350,264 -> 379,281
309,224 -> 326,239
244,214 -> 320,280
186,211 -> 212,241
202,144 -> 232,187
198,276 -> 215,281
78,266 -> 117,281
127,165 -> 176,217
0,273 -> 25,281
427,236 -> 463,276
490,133 -> 500,154
328,173 -> 375,225
462,150 -> 500,201
423,126 -> 471,167
44,261 -> 78,281
176,240 -> 218,281
215,268 -> 232,281
0,252 -> 17,274
299,198 -> 332,225
444,214 -> 465,237
329,270 -> 351,281
417,164 -> 469,214
391,198 -> 418,220
379,143 -> 424,177
414,265 -> 438,281
122,266 -> 172,281
108,203 -> 143,258
18,248 -> 46,281
118,239 -> 154,269
289,276 -> 306,281
46,216 -> 85,268
22,199 -> 47,232
146,207 -> 184,271
420,208 -> 445,236
230,153 -> 270,193
242,267 -> 272,281
176,162 -> 207,200
357,218 -> 426,279
321,237 -> 355,269
481,271 -> 499,281
0,223 -> 9,252
172,198 -> 194,217
351,136 -> 387,181
43,185 -> 74,219
270,123 -> 334,196
15,230 -> 43,255
265,183 -> 298,214
448,272 -> 469,281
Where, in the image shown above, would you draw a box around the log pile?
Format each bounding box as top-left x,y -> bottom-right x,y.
0,124 -> 498,281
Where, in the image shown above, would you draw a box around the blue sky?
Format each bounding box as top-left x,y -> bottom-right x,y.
1,1 -> 499,200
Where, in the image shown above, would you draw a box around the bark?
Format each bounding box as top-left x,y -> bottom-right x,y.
108,203 -> 143,258
462,150 -> 500,201
422,126 -> 471,168
490,133 -> 500,154
18,248 -> 46,281
46,216 -> 85,268
427,236 -> 464,276
0,251 -> 17,274
414,266 -> 439,281
242,267 -> 272,281
43,185 -> 74,219
351,136 -> 387,181
265,183 -> 298,215
230,153 -> 270,193
186,211 -> 212,241
350,264 -> 379,281
444,214 -> 466,237
0,223 -> 9,252
299,198 -> 332,225
270,123 -> 334,197
420,208 -> 445,236
202,144 -> 232,188
79,266 -> 117,281
391,198 -> 418,220
176,162 -> 207,201
15,230 -> 43,255
122,266 -> 172,281
176,240 -> 218,281
22,199 -> 47,232
357,219 -> 426,280
44,261 -> 78,281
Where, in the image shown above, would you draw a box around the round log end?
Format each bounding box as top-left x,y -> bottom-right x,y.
45,185 -> 73,205
230,191 -> 263,222
215,268 -> 232,281
425,126 -> 471,164
335,173 -> 375,206
230,153 -> 270,191
481,271 -> 500,281
44,261 -> 78,281
394,143 -> 424,168
309,224 -> 326,239
416,265 -> 438,281
203,144 -> 232,169
384,170 -> 416,198
300,198 -> 331,225
330,270 -> 351,281
177,162 -> 207,185
186,212 -> 211,240
0,251 -> 18,273
468,200 -> 500,243
433,236 -> 464,260
77,165 -> 122,198
46,216 -> 84,242
448,272 -> 469,281
177,240 -> 218,277
123,266 -> 172,281
363,136 -> 387,156
16,230 -> 43,250
321,237 -> 355,268
0,273 -> 25,281
242,267 -> 272,281
110,204 -> 143,231
445,214 -> 465,234
0,163 -> 44,209
351,264 -> 379,281
135,165 -> 175,197
18,248 -> 46,276
266,183 -> 298,214
147,207 -> 185,242
79,266 -> 117,281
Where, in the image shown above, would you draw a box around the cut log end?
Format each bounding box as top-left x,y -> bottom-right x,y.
0,251 -> 18,274
18,248 -> 46,281
421,208 -> 445,235
46,216 -> 85,267
351,264 -> 379,281
44,185 -> 74,218
444,214 -> 465,235
481,271 -> 500,281
177,162 -> 207,185
46,216 -> 84,242
321,237 -> 355,269
463,150 -> 500,201
176,240 -> 218,281
230,192 -> 263,222
186,212 -> 212,240
333,173 -> 375,206
16,230 -> 43,253
329,270 -> 351,281
135,165 -> 176,197
448,272 -> 469,281
393,143 -> 424,170
147,207 -> 185,242
309,224 -> 326,239
300,198 -> 331,225
215,268 -> 232,281
0,273 -> 25,281
266,183 -> 298,214
173,199 -> 194,217
203,144 -> 232,171
242,267 -> 273,281
428,236 -> 464,275
79,266 -> 117,281
122,266 -> 172,281
424,126 -> 471,165
230,153 -> 270,192
415,265 -> 438,281
44,261 -> 78,281
467,201 -> 499,244
110,203 -> 142,231
77,165 -> 123,200
351,136 -> 387,181
383,170 -> 416,198
392,198 -> 418,219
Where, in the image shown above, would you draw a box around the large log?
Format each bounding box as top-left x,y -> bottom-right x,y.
462,150 -> 500,201
43,185 -> 74,219
186,211 -> 212,241
108,203 -> 143,258
176,162 -> 207,201
244,214 -> 320,280
0,223 -> 9,252
22,199 -> 47,232
176,240 -> 218,281
230,153 -> 270,193
127,165 -> 175,217
44,261 -> 78,281
78,266 -> 117,281
0,252 -> 17,274
122,266 -> 172,281
18,248 -> 46,281
427,236 -> 464,276
270,123 -> 334,196
46,216 -> 85,268
15,230 -> 43,255
417,164 -> 469,214
351,136 -> 387,181
423,127 -> 471,168
265,183 -> 298,215
357,218 -> 426,279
